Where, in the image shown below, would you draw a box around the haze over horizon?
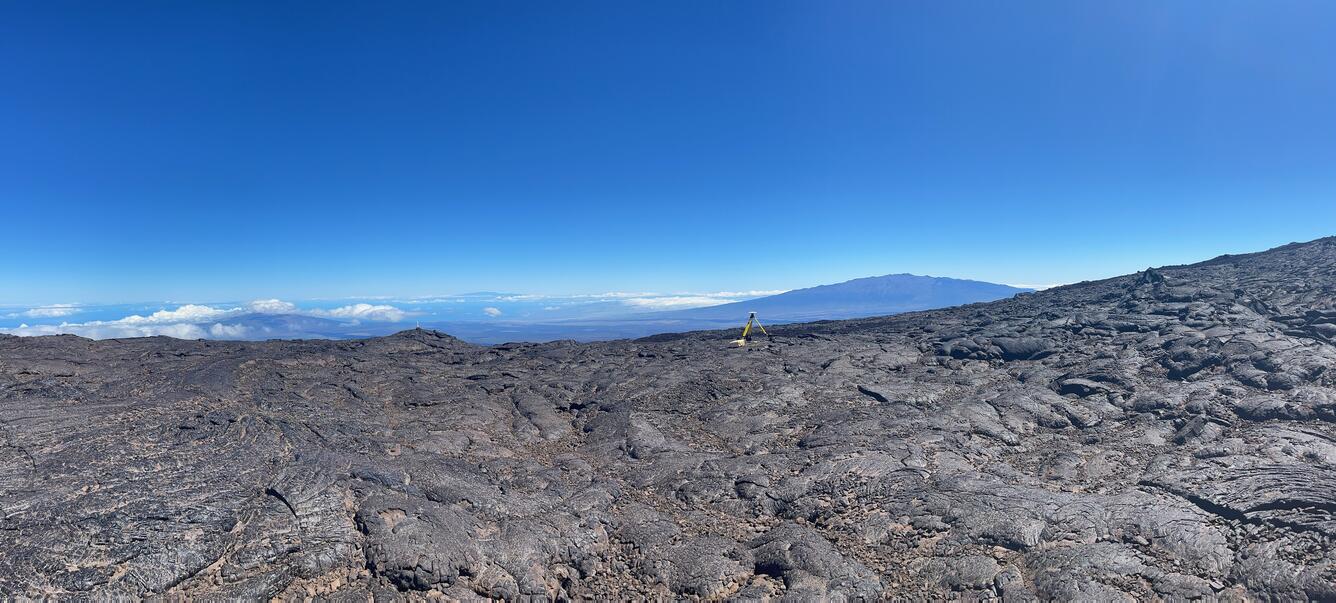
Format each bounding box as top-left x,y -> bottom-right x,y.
3,2 -> 1335,305
0,271 -> 1035,341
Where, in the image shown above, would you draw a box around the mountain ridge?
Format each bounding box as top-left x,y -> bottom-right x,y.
613,273 -> 1030,323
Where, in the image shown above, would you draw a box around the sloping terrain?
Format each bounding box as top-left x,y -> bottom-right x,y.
651,273 -> 1030,323
2,238 -> 1335,600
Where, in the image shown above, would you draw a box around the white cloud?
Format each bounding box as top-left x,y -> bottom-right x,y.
116,304 -> 237,325
312,303 -> 409,322
396,297 -> 471,304
394,290 -> 788,306
704,290 -> 787,297
1,303 -> 236,339
622,296 -> 739,309
0,299 -> 413,340
0,289 -> 788,339
612,290 -> 786,310
209,323 -> 250,338
498,291 -> 657,301
6,303 -> 81,318
247,299 -> 298,313
593,291 -> 657,299
241,299 -> 412,321
1009,283 -> 1064,291
2,322 -> 208,340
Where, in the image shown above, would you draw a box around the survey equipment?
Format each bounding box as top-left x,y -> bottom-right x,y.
731,312 -> 769,346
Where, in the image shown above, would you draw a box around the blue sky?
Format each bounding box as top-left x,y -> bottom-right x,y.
2,1 -> 1334,306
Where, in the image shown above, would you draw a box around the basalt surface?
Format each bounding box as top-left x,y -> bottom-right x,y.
2,239 -> 1335,600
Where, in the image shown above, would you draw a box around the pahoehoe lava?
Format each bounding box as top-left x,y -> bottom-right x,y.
3,239 -> 1336,600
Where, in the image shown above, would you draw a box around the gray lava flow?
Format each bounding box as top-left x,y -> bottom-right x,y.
3,238 -> 1336,600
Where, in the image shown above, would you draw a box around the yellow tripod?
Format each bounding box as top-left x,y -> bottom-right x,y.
731,312 -> 769,346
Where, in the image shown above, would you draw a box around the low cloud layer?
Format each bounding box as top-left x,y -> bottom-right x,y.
620,290 -> 786,310
5,304 -> 81,319
247,299 -> 298,313
426,290 -> 787,311
312,303 -> 408,322
3,321 -> 213,340
0,299 -> 414,340
1008,283 -> 1065,291
116,304 -> 234,325
0,289 -> 788,341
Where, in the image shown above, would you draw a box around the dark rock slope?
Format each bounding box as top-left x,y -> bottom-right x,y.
3,238 -> 1335,600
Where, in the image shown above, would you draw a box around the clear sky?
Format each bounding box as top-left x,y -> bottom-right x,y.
2,1 -> 1334,305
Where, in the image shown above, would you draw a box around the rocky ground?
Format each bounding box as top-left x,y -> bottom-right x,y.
2,238 -> 1335,600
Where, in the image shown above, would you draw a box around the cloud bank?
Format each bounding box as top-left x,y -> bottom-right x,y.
1008,283 -> 1065,291
312,303 -> 408,322
5,304 -> 81,318
0,289 -> 788,341
0,299 -> 413,340
3,321 -> 212,340
426,290 -> 788,311
620,290 -> 787,310
247,299 -> 298,313
115,304 -> 234,325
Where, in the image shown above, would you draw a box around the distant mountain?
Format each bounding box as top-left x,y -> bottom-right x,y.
650,274 -> 1031,323
134,276 -> 1031,344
